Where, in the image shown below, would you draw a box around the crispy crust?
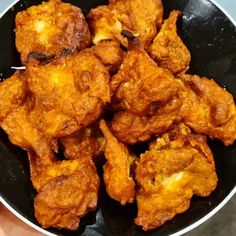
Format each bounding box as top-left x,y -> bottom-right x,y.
15,0 -> 91,64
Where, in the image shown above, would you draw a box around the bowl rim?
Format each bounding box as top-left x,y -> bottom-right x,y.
0,0 -> 235,235
1,186 -> 236,236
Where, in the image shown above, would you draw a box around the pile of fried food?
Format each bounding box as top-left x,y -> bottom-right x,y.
1,0 -> 236,231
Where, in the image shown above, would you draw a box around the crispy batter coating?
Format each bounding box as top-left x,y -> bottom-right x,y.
26,51 -> 110,138
88,40 -> 124,74
111,38 -> 179,116
61,124 -> 105,161
35,173 -> 99,230
1,100 -> 56,166
15,0 -> 91,63
149,10 -> 191,75
88,0 -> 163,48
2,0 -> 235,231
178,74 -> 236,145
111,97 -> 182,144
0,72 -> 27,123
99,120 -> 135,205
33,155 -> 99,230
135,124 -> 218,231
30,157 -> 81,192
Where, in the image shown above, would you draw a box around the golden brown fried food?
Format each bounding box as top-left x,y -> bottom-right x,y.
28,151 -> 76,191
35,172 -> 99,230
28,150 -> 98,190
111,97 -> 182,144
111,36 -> 179,116
88,0 -> 163,48
61,125 -> 104,161
26,50 -> 110,138
178,74 -> 236,145
135,124 -> 218,231
88,40 -> 124,74
149,10 -> 191,75
15,0 -> 91,63
1,100 -> 56,166
0,72 -> 27,123
99,120 -> 135,205
33,155 -> 100,230
2,0 -> 235,231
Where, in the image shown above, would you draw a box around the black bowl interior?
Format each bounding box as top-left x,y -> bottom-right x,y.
0,0 -> 236,235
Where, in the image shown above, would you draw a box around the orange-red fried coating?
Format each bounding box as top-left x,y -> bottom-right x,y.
15,0 -> 91,63
99,120 -> 136,205
88,0 -> 163,48
87,40 -> 124,75
61,125 -> 104,161
33,155 -> 99,230
149,10 -> 191,75
111,37 -> 179,116
28,151 -> 83,191
1,100 -> 56,166
0,72 -> 27,123
35,172 -> 99,230
1,0 -> 235,231
26,50 -> 110,138
135,124 -> 218,231
178,74 -> 236,145
111,97 -> 182,144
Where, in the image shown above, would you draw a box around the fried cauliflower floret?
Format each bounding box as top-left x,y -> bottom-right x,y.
25,51 -> 110,139
1,100 -> 56,166
99,120 -> 136,205
61,124 -> 105,162
110,34 -> 179,116
15,0 -> 91,63
88,0 -> 163,48
135,124 -> 218,231
178,74 -> 236,145
111,97 -> 182,144
149,10 -> 191,75
28,150 -> 98,191
33,155 -> 99,230
0,72 -> 27,123
88,40 -> 124,74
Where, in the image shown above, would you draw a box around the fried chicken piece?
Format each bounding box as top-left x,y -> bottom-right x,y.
26,51 -> 110,138
99,120 -> 135,205
61,124 -> 105,161
135,124 -> 218,231
111,97 -> 182,144
0,72 -> 27,123
110,35 -> 179,116
1,100 -> 56,166
88,0 -> 163,48
88,40 -> 124,75
149,10 -> 191,75
178,74 -> 236,145
32,154 -> 100,230
15,0 -> 90,64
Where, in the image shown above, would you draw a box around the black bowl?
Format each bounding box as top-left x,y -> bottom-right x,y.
0,0 -> 236,235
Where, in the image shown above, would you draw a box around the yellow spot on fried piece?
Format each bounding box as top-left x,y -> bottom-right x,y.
93,33 -> 111,44
51,72 -> 60,85
162,172 -> 184,189
15,0 -> 91,63
34,20 -> 46,33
